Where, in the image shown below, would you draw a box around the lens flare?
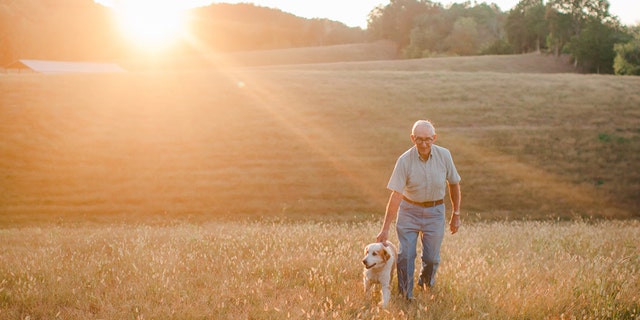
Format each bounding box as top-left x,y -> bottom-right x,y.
110,0 -> 190,51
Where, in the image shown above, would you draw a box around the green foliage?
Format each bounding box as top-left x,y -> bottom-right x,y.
614,33 -> 640,75
545,7 -> 574,56
481,39 -> 514,55
373,0 -> 634,74
598,132 -> 631,144
403,10 -> 449,58
370,1 -> 520,57
506,0 -> 548,53
445,17 -> 479,55
546,0 -> 634,73
392,1 -> 506,58
550,0 -> 612,27
367,0 -> 441,49
569,18 -> 630,73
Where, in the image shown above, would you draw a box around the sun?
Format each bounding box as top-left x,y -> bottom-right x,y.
106,0 -> 191,51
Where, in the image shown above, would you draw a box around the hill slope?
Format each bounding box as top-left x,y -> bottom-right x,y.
270,52 -> 577,73
1,54 -> 637,224
119,41 -> 399,70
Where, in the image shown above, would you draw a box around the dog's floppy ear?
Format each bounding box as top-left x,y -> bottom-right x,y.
381,247 -> 391,262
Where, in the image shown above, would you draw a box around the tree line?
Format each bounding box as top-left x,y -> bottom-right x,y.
0,0 -> 365,68
1,0 -> 638,75
367,0 -> 640,75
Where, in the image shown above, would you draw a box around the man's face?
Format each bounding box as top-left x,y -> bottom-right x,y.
411,126 -> 436,156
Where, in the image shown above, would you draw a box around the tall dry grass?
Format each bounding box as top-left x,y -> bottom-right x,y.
0,219 -> 638,319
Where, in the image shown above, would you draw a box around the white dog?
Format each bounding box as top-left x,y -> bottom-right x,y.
362,241 -> 398,307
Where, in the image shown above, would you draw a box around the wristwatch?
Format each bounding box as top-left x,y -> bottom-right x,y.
452,210 -> 460,216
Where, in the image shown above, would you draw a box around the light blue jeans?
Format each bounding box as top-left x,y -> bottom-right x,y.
396,200 -> 445,299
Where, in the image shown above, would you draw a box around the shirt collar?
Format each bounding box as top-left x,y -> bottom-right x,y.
413,146 -> 432,162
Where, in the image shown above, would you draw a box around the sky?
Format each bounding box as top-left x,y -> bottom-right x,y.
212,0 -> 640,29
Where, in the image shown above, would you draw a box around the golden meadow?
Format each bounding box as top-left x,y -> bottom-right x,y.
1,49 -> 639,318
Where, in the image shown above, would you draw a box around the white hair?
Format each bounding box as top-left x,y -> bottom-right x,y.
411,120 -> 436,135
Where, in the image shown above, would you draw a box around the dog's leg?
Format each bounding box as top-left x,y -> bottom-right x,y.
381,283 -> 391,307
364,276 -> 371,294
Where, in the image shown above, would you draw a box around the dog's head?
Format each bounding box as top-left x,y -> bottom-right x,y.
362,242 -> 391,269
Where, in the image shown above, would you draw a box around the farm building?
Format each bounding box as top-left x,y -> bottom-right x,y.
4,59 -> 126,73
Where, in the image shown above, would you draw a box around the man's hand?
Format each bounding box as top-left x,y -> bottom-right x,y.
449,214 -> 461,234
376,230 -> 388,243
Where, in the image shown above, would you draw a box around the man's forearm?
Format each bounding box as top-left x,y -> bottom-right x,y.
449,183 -> 461,212
382,191 -> 402,231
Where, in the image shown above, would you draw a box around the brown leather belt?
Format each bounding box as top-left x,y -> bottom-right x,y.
402,196 -> 444,208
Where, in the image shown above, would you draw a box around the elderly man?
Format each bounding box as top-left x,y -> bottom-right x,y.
376,120 -> 461,301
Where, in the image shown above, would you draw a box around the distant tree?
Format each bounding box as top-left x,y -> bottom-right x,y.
550,0 -> 611,64
506,0 -> 548,53
367,4 -> 392,42
468,3 -> 506,51
403,8 -> 448,58
550,0 -> 611,36
526,1 -> 549,51
402,1 -> 506,57
568,17 -> 628,73
445,17 -> 479,55
549,0 -> 630,73
506,5 -> 530,52
367,0 -> 439,49
546,5 -> 573,56
614,26 -> 640,75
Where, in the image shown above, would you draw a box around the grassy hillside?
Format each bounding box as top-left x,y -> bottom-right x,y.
1,53 -> 638,224
272,51 -> 577,73
119,41 -> 399,70
225,40 -> 399,67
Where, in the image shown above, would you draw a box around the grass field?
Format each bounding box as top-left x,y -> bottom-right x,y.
1,219 -> 638,319
1,47 -> 639,318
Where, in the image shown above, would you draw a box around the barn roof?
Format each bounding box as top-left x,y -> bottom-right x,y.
6,59 -> 126,73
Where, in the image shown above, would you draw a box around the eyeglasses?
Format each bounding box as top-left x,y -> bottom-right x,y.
414,136 -> 434,144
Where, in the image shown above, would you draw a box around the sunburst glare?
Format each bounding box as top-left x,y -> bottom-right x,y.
106,0 -> 192,52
